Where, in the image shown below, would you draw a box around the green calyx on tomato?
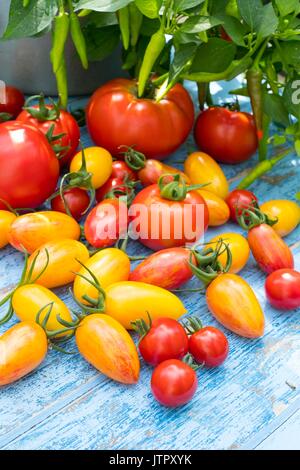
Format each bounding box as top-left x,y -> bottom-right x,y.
71,259 -> 106,314
23,94 -> 61,121
238,205 -> 277,230
35,302 -> 76,349
158,174 -> 205,201
123,146 -> 147,171
131,312 -> 152,342
182,316 -> 203,335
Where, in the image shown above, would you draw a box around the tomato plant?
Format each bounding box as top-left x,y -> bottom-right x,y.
132,317 -> 189,366
0,122 -> 59,210
265,269 -> 300,310
0,85 -> 24,120
86,78 -> 194,160
151,359 -> 198,407
226,189 -> 258,223
51,188 -> 90,221
194,107 -> 258,164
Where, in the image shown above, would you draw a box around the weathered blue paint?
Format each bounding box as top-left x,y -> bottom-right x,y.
0,82 -> 299,450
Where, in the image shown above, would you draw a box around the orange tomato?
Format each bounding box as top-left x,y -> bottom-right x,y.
0,210 -> 16,249
8,211 -> 81,253
260,200 -> 300,237
75,314 -> 140,384
198,190 -> 230,226
0,321 -> 48,386
208,232 -> 250,274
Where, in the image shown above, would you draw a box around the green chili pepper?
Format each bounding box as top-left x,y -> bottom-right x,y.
138,27 -> 166,98
50,10 -> 70,74
246,68 -> 263,138
69,10 -> 88,69
237,149 -> 290,189
118,6 -> 130,51
225,0 -> 240,19
78,9 -> 91,17
56,58 -> 68,109
258,114 -> 271,161
129,3 -> 143,48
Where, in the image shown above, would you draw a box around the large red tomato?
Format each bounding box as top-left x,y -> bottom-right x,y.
0,121 -> 59,210
86,78 -> 195,160
130,182 -> 208,251
17,98 -> 80,167
0,85 -> 24,119
194,107 -> 258,164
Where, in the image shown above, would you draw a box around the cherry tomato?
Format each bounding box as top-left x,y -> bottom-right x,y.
130,183 -> 209,251
111,160 -> 137,181
51,188 -> 90,221
136,318 -> 189,366
194,107 -> 258,164
8,211 -> 81,253
265,269 -> 300,310
96,176 -> 134,203
86,78 -> 194,159
0,322 -> 47,386
189,326 -> 229,367
70,147 -> 113,189
84,198 -> 128,248
0,85 -> 24,119
198,190 -> 230,226
226,189 -> 258,223
184,152 -> 229,199
0,210 -> 17,249
129,247 -> 196,290
208,232 -> 250,274
151,359 -> 198,407
0,122 -> 59,210
17,105 -> 80,167
260,200 -> 300,238
138,160 -> 190,187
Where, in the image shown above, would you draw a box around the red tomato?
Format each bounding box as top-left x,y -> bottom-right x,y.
130,184 -> 209,251
137,318 -> 189,366
86,78 -> 194,160
84,198 -> 128,248
248,224 -> 294,274
0,121 -> 59,209
111,160 -> 137,181
51,188 -> 90,221
129,247 -> 195,289
226,189 -> 258,223
17,105 -> 80,167
265,269 -> 300,310
151,359 -> 198,407
0,85 -> 24,119
96,177 -> 134,203
220,27 -> 232,42
189,326 -> 229,367
194,107 -> 258,164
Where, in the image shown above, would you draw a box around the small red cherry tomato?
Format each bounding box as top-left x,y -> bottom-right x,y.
151,359 -> 198,407
189,326 -> 229,367
51,188 -> 90,221
96,177 -> 134,203
84,198 -> 128,248
265,269 -> 300,310
134,318 -> 189,366
111,160 -> 137,181
0,85 -> 24,119
226,189 -> 258,223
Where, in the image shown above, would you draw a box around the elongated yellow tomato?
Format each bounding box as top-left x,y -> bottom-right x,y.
0,321 -> 48,386
184,152 -> 229,199
206,274 -> 264,338
0,210 -> 16,249
260,200 -> 300,237
70,147 -> 113,189
8,211 -> 81,254
209,232 -> 250,274
76,314 -> 140,384
198,190 -> 230,226
104,281 -> 186,329
73,248 -> 130,305
12,285 -> 72,335
27,239 -> 90,289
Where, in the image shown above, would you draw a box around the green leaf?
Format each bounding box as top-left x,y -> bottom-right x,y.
180,15 -> 223,34
225,54 -> 252,80
216,14 -> 248,46
257,3 -> 278,40
169,43 -> 198,82
189,38 -> 236,74
274,42 -> 300,70
135,0 -> 162,18
229,87 -> 249,96
75,0 -> 133,12
283,79 -> 300,119
237,0 -> 263,32
83,24 -> 120,61
173,30 -> 202,45
275,0 -> 300,17
2,0 -> 57,39
175,0 -> 205,11
84,11 -> 118,27
264,93 -> 290,127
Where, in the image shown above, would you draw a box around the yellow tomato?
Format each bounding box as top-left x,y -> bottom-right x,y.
104,281 -> 186,330
198,190 -> 230,226
8,211 -> 81,254
260,200 -> 300,237
73,248 -> 130,305
184,151 -> 229,199
0,210 -> 16,249
76,314 -> 140,384
70,147 -> 113,189
208,232 -> 250,274
12,284 -> 73,336
27,239 -> 90,289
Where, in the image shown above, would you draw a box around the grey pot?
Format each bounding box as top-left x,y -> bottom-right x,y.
0,1 -> 123,95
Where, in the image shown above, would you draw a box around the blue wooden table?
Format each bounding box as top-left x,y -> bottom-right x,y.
1,80 -> 300,450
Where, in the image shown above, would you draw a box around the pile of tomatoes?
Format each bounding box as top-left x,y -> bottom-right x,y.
0,79 -> 299,408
